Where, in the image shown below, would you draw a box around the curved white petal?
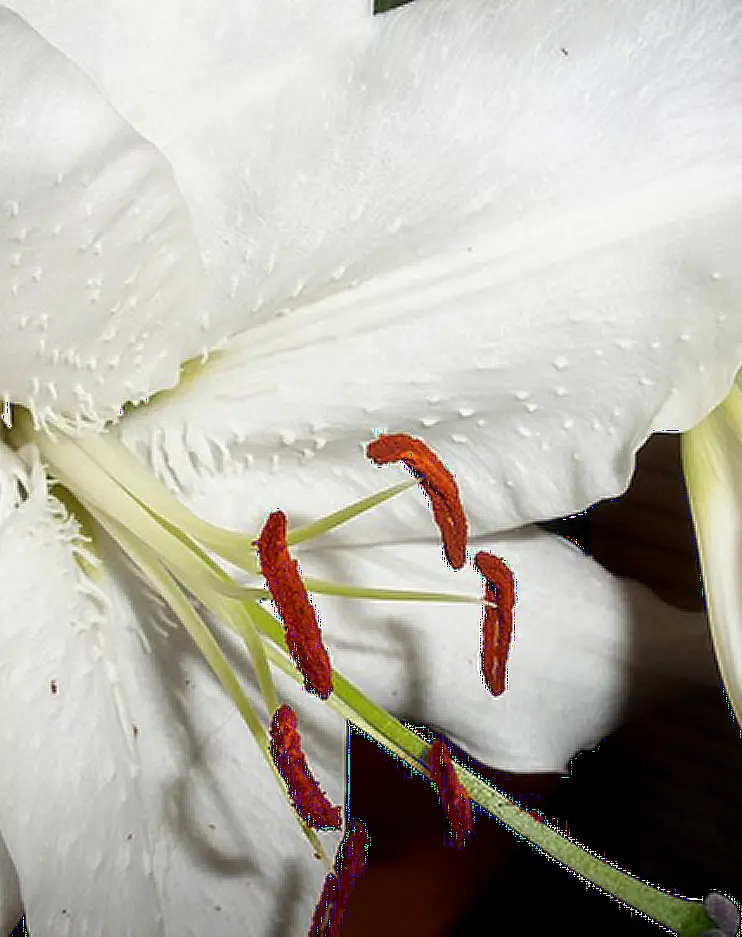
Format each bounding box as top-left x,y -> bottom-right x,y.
116,0 -> 742,536
181,464 -> 718,772
3,0 -> 377,356
241,521 -> 723,774
0,451 -> 163,935
0,449 -> 344,936
0,8 -> 204,427
682,379 -> 742,726
3,0 -> 371,150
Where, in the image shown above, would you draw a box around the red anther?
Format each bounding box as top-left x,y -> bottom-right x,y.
254,510 -> 333,699
308,873 -> 338,937
270,704 -> 342,831
425,738 -> 474,849
474,551 -> 516,697
308,820 -> 370,936
366,433 -> 467,570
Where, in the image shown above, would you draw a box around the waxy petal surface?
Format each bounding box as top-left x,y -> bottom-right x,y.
111,0 -> 742,538
0,8 -> 203,427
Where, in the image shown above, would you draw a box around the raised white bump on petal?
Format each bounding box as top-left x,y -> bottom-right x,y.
110,0 -> 742,539
0,8 -> 204,428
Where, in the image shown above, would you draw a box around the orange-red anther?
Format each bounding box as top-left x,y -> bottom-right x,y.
425,738 -> 474,849
254,510 -> 333,699
270,705 -> 342,831
366,433 -> 468,569
308,820 -> 370,936
474,551 -> 516,697
308,874 -> 338,937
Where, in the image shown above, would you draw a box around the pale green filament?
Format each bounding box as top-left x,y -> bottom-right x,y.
3,406 -> 726,935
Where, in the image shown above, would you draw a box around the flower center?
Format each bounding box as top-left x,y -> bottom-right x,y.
1,407 -> 494,863
0,406 -> 725,935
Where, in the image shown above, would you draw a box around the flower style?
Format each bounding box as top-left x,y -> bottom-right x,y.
0,1 -> 741,935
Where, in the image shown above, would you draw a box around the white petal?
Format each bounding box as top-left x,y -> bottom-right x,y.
0,448 -> 24,934
178,465 -> 718,772
4,0 -> 371,149
0,8 -> 204,427
0,451 -> 161,935
682,378 -> 742,724
118,0 -> 742,534
266,529 -> 720,774
0,450 -> 344,935
3,0 -> 376,356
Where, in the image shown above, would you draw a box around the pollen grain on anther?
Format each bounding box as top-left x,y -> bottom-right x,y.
254,510 -> 333,699
366,432 -> 468,569
474,550 -> 516,697
426,738 -> 474,849
270,704 -> 342,831
309,820 -> 370,936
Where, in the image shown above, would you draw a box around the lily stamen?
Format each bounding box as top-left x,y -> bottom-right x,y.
474,551 -> 516,697
269,704 -> 342,831
425,737 -> 474,849
309,820 -> 370,937
254,509 -> 333,700
366,433 -> 468,570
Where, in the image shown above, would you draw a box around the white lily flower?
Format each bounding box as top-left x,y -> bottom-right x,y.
0,0 -> 740,934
